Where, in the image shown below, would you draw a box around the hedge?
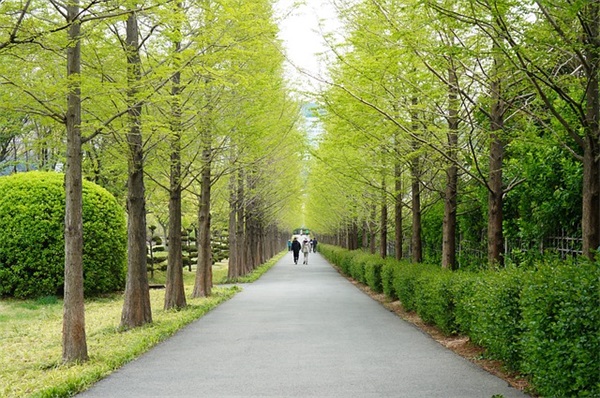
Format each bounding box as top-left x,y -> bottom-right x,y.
520,259 -> 600,397
319,244 -> 600,397
0,171 -> 127,298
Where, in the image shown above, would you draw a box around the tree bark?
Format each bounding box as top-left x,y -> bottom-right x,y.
582,0 -> 600,257
62,0 -> 88,363
192,145 -> 212,297
380,177 -> 387,258
120,10 -> 152,329
442,66 -> 459,270
164,24 -> 186,310
236,169 -> 247,275
410,97 -> 422,263
394,155 -> 403,260
487,51 -> 505,267
227,166 -> 239,280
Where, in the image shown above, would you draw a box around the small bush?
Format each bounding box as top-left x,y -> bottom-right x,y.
466,268 -> 525,369
414,269 -> 456,334
0,171 -> 126,298
381,258 -> 398,299
364,256 -> 384,293
349,251 -> 370,284
520,259 -> 600,397
451,271 -> 481,336
392,261 -> 433,312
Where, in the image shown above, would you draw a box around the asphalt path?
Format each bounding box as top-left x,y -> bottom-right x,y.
78,251 -> 528,398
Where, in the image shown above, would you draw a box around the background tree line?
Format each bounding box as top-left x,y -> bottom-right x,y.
0,0 -> 304,363
306,0 -> 596,270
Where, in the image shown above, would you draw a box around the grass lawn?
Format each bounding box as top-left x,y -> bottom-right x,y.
0,252 -> 284,398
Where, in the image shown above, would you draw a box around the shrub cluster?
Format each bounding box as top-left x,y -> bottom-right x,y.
319,244 -> 600,397
0,171 -> 127,298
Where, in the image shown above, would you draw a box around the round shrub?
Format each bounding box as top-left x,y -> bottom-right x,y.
0,171 -> 126,298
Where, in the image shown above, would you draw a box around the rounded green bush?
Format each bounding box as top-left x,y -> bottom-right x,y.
0,171 -> 127,298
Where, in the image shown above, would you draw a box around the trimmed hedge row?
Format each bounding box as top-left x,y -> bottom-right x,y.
319,244 -> 600,397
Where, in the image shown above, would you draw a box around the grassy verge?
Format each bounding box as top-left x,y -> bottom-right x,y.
1,253 -> 284,398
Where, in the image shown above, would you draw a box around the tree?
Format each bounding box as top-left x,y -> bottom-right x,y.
120,7 -> 152,328
164,1 -> 186,311
62,0 -> 88,362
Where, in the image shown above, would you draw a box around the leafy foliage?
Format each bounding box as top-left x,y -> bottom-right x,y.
520,259 -> 600,397
0,171 -> 126,298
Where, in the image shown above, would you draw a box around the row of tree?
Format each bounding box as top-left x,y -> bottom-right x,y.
0,1 -> 305,363
306,0 -> 598,269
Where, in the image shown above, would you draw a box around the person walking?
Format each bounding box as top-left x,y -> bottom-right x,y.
302,239 -> 310,264
291,237 -> 301,264
287,240 -> 292,251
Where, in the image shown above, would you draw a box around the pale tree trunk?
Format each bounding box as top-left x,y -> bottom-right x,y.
192,144 -> 212,297
62,0 -> 88,363
442,66 -> 459,270
380,178 -> 387,258
487,49 -> 505,267
164,20 -> 186,310
121,10 -> 152,328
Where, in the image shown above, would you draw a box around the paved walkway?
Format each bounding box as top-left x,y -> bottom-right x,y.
78,251 -> 528,397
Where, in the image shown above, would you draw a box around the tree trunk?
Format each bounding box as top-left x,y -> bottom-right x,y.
487,56 -> 505,267
227,168 -> 239,280
236,169 -> 247,275
120,10 -> 152,329
582,0 -> 600,258
362,220 -> 369,249
442,67 -> 459,270
192,148 -> 212,297
164,30 -> 186,310
369,204 -> 377,254
410,97 -> 422,263
394,151 -> 403,260
62,0 -> 87,363
582,138 -> 600,256
380,178 -> 387,258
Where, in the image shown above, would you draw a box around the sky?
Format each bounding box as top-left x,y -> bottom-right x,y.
274,0 -> 341,94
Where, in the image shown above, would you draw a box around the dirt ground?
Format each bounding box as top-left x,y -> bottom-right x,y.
341,273 -> 535,396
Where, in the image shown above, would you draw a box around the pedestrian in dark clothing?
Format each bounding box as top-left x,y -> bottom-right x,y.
312,238 -> 318,253
291,237 -> 301,264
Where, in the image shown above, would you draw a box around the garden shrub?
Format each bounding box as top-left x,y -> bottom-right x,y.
392,261 -> 432,312
414,269 -> 456,334
381,258 -> 398,299
363,256 -> 384,293
0,171 -> 127,298
466,267 -> 526,369
451,271 -> 481,336
520,259 -> 600,397
338,250 -> 354,275
349,251 -> 370,284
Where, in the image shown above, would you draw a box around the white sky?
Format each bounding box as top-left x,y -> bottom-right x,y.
274,0 -> 341,95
